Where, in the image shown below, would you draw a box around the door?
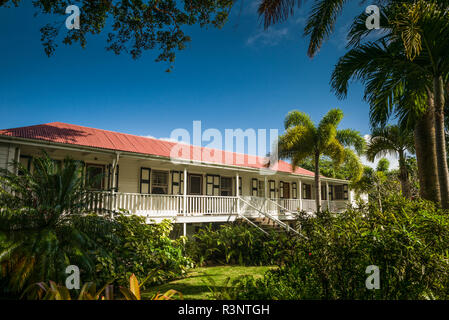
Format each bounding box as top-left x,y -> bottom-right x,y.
220,177 -> 233,196
188,174 -> 203,195
283,182 -> 290,198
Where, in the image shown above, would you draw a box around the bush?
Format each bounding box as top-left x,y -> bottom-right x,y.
74,213 -> 193,290
186,222 -> 301,266
223,195 -> 449,300
0,155 -> 99,297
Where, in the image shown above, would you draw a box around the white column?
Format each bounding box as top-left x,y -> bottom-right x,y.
348,184 -> 353,204
14,147 -> 20,175
183,168 -> 187,237
326,181 -> 330,210
298,179 -> 302,212
236,172 -> 240,214
111,152 -> 120,213
264,176 -> 268,199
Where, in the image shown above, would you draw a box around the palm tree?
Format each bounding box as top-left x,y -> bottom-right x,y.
366,125 -> 415,198
387,0 -> 449,207
257,0 -> 354,57
0,153 -> 102,295
331,37 -> 442,204
277,108 -> 365,211
331,0 -> 449,206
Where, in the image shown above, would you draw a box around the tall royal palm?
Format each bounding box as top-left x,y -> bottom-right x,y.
277,108 -> 365,212
366,125 -> 415,198
388,0 -> 449,207
331,38 -> 441,203
332,0 -> 449,206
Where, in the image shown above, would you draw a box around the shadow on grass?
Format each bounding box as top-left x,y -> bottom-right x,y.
143,284 -> 228,300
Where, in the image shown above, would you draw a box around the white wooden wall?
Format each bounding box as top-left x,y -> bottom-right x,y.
0,143 -> 18,173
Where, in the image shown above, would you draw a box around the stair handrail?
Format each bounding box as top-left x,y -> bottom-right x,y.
238,196 -> 307,239
226,197 -> 268,235
238,214 -> 270,235
267,198 -> 298,217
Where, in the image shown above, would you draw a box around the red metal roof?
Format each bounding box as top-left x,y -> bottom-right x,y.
0,122 -> 314,177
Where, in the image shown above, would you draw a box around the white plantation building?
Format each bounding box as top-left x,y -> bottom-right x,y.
0,122 -> 354,236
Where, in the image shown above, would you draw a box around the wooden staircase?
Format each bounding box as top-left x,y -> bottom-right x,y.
233,196 -> 307,238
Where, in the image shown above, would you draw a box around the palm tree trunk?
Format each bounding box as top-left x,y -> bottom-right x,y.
398,150 -> 411,199
315,151 -> 321,212
414,93 -> 441,203
434,75 -> 449,208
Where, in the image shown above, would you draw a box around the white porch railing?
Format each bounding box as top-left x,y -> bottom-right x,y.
85,192 -> 347,217
302,199 -> 317,212
274,199 -> 302,213
186,195 -> 237,215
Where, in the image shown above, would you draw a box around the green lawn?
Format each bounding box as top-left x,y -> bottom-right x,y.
142,265 -> 274,300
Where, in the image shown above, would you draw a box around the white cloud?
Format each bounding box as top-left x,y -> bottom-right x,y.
246,27 -> 289,47
245,5 -> 307,47
142,135 -> 189,144
361,134 -> 399,170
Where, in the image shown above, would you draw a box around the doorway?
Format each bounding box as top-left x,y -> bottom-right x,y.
188,174 -> 203,195
283,182 -> 290,198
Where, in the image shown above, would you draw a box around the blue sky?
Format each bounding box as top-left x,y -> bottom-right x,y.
0,1 -> 395,168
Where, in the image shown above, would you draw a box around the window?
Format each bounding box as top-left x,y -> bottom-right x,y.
344,184 -> 349,200
172,171 -> 184,195
292,182 -> 297,199
85,164 -> 104,190
269,180 -> 276,199
251,178 -> 258,196
258,180 -> 265,197
221,177 -> 233,196
303,183 -> 312,199
334,185 -> 345,200
206,174 -> 220,196
18,155 -> 32,175
152,170 -> 169,194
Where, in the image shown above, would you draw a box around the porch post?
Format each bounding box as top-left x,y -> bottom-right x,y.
326,181 -> 330,211
183,168 -> 187,237
264,176 -> 268,199
298,179 -> 302,212
348,184 -> 353,204
111,152 -> 120,214
236,172 -> 240,214
14,147 -> 20,175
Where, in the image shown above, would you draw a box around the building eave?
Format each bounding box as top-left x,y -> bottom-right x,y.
0,135 -> 348,183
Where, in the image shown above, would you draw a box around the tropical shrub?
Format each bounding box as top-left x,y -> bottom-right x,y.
0,153 -> 192,298
221,196 -> 449,299
186,223 -> 301,266
75,214 -> 193,289
0,155 -> 98,298
26,273 -> 182,300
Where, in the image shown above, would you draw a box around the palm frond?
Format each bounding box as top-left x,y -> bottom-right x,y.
284,110 -> 315,130
303,0 -> 347,57
336,128 -> 366,155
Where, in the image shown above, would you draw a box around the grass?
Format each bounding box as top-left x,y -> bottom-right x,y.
142,265 -> 274,300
